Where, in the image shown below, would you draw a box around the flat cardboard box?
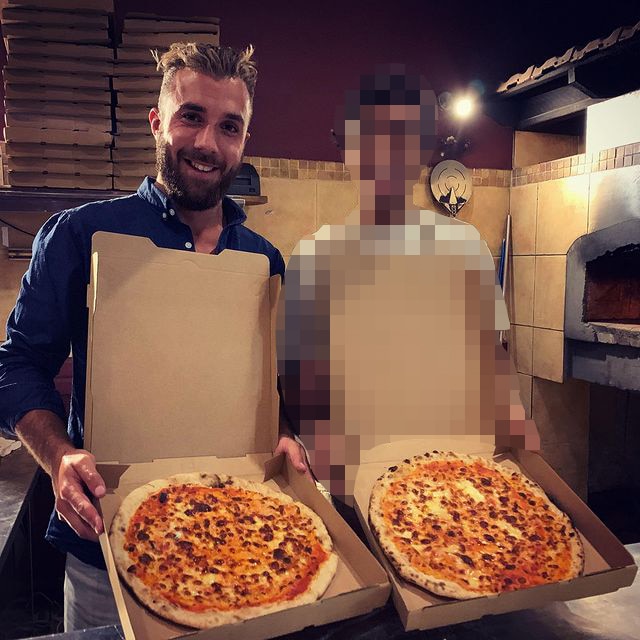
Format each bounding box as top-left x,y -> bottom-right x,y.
5,39 -> 113,60
353,439 -> 637,631
8,157 -> 112,175
4,83 -> 111,104
124,17 -> 219,33
5,112 -> 112,133
112,161 -> 154,177
116,105 -> 151,119
113,133 -> 155,149
113,175 -> 144,191
116,122 -> 152,135
115,48 -> 160,63
85,233 -> 390,639
3,25 -> 110,46
113,61 -> 157,75
116,91 -> 160,107
113,76 -> 161,92
3,68 -> 110,90
4,99 -> 111,118
112,147 -> 155,163
6,142 -> 111,161
283,223 -> 638,631
8,171 -> 112,189
121,31 -> 219,48
6,53 -> 113,75
6,0 -> 112,13
4,126 -> 111,146
1,6 -> 109,28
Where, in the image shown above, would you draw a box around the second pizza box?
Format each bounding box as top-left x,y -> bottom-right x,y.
84,232 -> 390,640
284,215 -> 638,631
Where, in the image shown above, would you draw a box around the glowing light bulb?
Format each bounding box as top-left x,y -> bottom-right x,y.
453,96 -> 474,119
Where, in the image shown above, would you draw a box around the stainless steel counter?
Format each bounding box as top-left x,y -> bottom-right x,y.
0,446 -> 38,572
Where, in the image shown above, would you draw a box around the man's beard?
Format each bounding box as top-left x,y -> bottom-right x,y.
156,136 -> 241,211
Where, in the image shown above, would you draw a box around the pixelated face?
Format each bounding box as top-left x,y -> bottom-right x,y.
344,104 -> 419,180
149,69 -> 251,210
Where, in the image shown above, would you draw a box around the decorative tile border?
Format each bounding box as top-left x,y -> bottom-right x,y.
512,141 -> 640,186
244,156 -> 350,181
419,166 -> 511,188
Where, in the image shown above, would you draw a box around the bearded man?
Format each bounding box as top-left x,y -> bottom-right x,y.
0,43 -> 307,631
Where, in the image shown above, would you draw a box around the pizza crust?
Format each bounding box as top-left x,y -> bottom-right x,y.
110,472 -> 338,628
369,452 -> 584,600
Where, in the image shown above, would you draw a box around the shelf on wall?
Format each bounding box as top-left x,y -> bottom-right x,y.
0,188 -> 267,259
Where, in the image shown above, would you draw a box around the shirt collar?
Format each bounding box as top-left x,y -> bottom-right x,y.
137,176 -> 247,227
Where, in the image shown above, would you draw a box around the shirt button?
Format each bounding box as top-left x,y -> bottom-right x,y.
162,212 -> 167,219
169,209 -> 176,216
185,241 -> 193,249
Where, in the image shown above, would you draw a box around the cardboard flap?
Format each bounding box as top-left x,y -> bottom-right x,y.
85,232 -> 279,464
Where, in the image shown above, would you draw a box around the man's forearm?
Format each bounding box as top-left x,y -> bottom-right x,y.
15,409 -> 75,477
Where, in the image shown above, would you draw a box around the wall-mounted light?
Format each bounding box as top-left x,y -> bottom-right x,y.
438,91 -> 477,120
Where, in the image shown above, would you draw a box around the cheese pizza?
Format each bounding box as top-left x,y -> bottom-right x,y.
109,472 -> 338,628
369,451 -> 584,599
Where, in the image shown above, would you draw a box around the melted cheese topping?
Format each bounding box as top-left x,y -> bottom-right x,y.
380,457 -> 578,594
123,483 -> 328,612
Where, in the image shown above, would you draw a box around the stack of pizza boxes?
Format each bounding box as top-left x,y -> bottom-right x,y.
288,214 -> 636,630
112,13 -> 221,191
1,0 -> 114,189
85,232 -> 390,640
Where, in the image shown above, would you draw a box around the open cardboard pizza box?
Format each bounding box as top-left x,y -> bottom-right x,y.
84,232 -> 390,640
288,216 -> 638,631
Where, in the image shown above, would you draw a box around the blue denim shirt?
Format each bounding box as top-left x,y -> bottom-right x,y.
0,177 -> 285,568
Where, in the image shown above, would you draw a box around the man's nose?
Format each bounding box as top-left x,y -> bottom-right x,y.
193,124 -> 220,154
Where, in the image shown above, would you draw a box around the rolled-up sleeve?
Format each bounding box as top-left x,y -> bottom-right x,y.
0,212 -> 84,435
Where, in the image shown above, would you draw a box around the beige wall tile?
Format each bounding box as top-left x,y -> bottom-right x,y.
513,131 -> 580,168
536,175 -> 588,254
533,256 -> 566,330
532,328 -> 565,382
511,324 -> 533,375
244,177 -> 317,257
509,184 -> 537,255
457,186 -> 509,256
507,256 -> 534,326
517,373 -> 532,419
316,180 -> 359,228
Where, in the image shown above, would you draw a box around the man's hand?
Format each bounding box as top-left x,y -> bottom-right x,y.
51,447 -> 107,541
15,409 -> 107,542
274,433 -> 313,481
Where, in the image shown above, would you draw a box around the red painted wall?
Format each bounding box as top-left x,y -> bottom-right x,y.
2,2 -> 640,169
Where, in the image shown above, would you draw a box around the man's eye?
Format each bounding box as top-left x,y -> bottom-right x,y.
222,122 -> 239,134
182,112 -> 201,123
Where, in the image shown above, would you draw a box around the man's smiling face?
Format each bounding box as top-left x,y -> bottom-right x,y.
150,69 -> 251,211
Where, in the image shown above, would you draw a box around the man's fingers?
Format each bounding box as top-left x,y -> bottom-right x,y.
72,457 -> 106,498
59,478 -> 103,534
56,503 -> 100,542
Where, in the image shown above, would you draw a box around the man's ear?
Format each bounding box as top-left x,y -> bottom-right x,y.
149,107 -> 161,139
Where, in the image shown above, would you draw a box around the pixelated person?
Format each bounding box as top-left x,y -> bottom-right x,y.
278,65 -> 539,510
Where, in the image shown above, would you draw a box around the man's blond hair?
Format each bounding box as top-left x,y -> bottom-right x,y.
153,43 -> 257,106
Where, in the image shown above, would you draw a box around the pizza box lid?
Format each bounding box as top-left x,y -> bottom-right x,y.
84,231 -> 281,464
352,441 -> 637,630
